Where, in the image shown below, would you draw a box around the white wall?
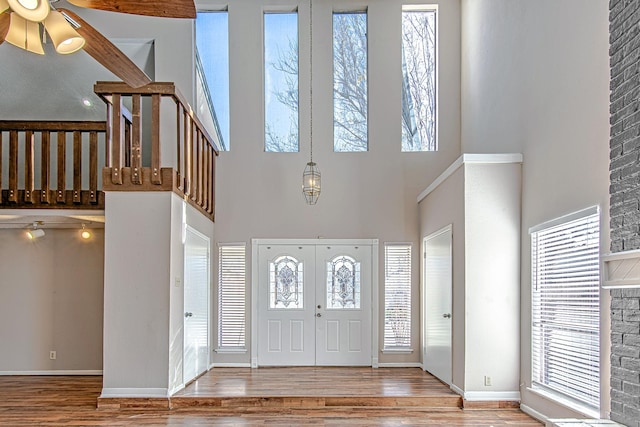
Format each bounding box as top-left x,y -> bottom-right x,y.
418,158 -> 521,398
461,0 -> 610,418
103,192 -> 172,395
210,0 -> 462,365
418,167 -> 465,388
0,228 -> 104,373
464,162 -> 521,395
103,191 -> 213,396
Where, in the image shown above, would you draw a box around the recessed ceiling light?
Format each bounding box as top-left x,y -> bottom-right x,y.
82,98 -> 92,107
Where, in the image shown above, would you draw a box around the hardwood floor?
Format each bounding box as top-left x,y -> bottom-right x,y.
0,369 -> 543,426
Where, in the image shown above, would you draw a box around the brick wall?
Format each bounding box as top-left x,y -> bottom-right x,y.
610,0 -> 640,425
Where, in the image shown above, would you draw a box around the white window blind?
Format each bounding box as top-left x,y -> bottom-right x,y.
384,244 -> 412,348
218,244 -> 246,349
531,209 -> 600,410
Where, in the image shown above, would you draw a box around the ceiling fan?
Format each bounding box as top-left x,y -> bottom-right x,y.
0,0 -> 196,88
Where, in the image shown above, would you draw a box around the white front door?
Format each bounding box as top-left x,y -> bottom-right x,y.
256,241 -> 373,366
184,227 -> 210,384
257,245 -> 316,366
422,226 -> 452,385
315,245 -> 371,366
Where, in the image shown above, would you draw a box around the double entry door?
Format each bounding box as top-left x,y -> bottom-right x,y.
256,242 -> 373,366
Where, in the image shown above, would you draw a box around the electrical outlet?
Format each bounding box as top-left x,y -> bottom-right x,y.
484,375 -> 492,386
49,351 -> 56,360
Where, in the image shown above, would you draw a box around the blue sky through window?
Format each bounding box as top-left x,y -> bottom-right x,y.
196,12 -> 230,150
264,12 -> 299,152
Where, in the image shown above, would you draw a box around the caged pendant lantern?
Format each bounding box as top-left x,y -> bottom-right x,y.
302,0 -> 320,205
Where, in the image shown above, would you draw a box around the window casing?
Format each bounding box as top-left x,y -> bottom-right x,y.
384,244 -> 412,349
264,11 -> 299,153
531,207 -> 600,410
401,6 -> 437,152
333,10 -> 368,152
218,244 -> 247,349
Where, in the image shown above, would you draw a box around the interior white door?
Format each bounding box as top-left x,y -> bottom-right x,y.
423,226 -> 452,385
183,227 -> 210,384
257,245 -> 316,366
315,245 -> 372,366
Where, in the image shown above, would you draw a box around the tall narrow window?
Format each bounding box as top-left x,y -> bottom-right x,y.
531,207 -> 600,410
264,11 -> 299,152
196,11 -> 230,151
218,244 -> 246,349
384,244 -> 412,349
333,11 -> 368,152
401,6 -> 436,152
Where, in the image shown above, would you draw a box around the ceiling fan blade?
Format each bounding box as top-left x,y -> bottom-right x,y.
66,0 -> 196,19
0,13 -> 9,45
58,9 -> 151,88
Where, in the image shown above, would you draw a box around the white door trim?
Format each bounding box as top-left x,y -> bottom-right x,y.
421,224 -> 453,385
183,225 -> 211,384
251,238 -> 379,368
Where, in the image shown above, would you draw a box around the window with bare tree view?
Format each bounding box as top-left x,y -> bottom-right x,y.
333,11 -> 368,152
402,7 -> 437,152
264,12 -> 299,152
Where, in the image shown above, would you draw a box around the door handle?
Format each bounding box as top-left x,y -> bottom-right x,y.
185,312 -> 193,318
316,313 -> 322,317
443,313 -> 451,319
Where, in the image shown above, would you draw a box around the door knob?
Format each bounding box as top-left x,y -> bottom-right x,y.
316,313 -> 322,317
443,313 -> 451,319
185,312 -> 193,318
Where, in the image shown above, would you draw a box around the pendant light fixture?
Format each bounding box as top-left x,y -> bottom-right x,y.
5,12 -> 45,54
3,1 -> 86,56
7,0 -> 50,22
44,10 -> 85,54
302,0 -> 321,205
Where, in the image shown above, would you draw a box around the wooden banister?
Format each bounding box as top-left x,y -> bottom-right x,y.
94,81 -> 219,221
0,120 -> 107,208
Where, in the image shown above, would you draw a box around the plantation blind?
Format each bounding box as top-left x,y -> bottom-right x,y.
384,244 -> 412,348
531,207 -> 600,409
218,244 -> 246,349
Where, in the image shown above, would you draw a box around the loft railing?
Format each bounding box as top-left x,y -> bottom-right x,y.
93,82 -> 219,221
0,121 -> 106,208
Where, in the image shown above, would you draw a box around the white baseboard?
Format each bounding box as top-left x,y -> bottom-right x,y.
377,362 -> 423,368
210,363 -> 252,368
451,384 -> 464,396
449,384 -> 520,401
463,391 -> 521,401
100,388 -> 169,398
0,370 -> 102,376
520,404 -> 550,424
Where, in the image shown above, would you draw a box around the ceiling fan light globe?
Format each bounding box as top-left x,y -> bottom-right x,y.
45,10 -> 85,54
7,0 -> 49,22
5,13 -> 44,54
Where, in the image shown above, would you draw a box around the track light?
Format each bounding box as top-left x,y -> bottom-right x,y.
26,222 -> 45,240
80,224 -> 92,240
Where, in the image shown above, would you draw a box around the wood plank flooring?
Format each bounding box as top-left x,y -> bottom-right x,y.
0,369 -> 544,426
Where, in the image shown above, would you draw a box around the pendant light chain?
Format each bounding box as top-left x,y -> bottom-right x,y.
302,0 -> 321,205
309,0 -> 313,163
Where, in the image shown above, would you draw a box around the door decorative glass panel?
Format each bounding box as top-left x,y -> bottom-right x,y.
326,255 -> 360,309
270,256 -> 304,309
